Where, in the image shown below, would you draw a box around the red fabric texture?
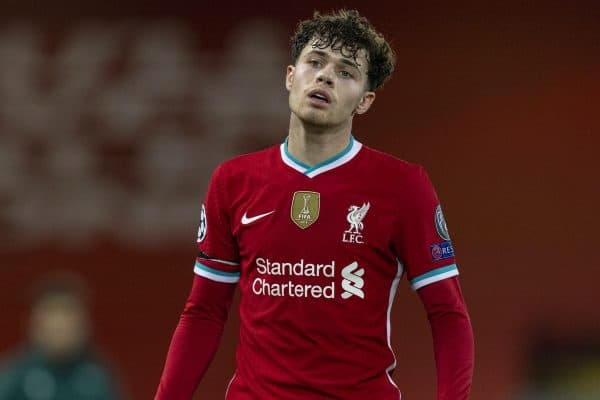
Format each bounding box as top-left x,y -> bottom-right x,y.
418,277 -> 474,400
155,275 -> 235,400
156,274 -> 473,399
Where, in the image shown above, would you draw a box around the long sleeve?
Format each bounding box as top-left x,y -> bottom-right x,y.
417,277 -> 474,400
155,275 -> 236,400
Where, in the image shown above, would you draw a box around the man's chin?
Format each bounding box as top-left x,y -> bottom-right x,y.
298,110 -> 334,127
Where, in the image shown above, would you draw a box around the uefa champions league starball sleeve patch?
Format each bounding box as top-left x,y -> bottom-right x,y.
197,204 -> 207,243
435,204 -> 450,241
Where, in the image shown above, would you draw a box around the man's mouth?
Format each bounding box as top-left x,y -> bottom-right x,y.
308,89 -> 331,104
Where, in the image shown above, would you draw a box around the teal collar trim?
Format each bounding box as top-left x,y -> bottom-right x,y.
280,135 -> 362,178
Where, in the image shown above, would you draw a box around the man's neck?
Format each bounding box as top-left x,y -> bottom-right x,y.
287,114 -> 353,166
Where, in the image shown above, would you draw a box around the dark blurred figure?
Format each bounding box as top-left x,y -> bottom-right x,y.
517,333 -> 600,400
0,273 -> 122,400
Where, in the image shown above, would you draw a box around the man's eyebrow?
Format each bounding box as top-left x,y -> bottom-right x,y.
306,49 -> 361,70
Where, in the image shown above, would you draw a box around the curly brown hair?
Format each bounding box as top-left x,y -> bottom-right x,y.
290,9 -> 396,91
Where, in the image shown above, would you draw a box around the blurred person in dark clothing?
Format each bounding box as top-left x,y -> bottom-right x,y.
0,273 -> 122,400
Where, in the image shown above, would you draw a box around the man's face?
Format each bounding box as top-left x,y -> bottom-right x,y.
286,41 -> 375,128
30,295 -> 89,361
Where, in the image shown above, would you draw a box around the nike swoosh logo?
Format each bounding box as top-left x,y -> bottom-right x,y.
241,210 -> 275,225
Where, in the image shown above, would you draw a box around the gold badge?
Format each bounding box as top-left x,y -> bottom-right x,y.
291,191 -> 320,229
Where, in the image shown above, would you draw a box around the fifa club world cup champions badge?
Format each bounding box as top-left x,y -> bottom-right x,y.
291,191 -> 320,229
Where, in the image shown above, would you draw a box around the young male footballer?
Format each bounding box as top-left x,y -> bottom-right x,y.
156,9 -> 474,400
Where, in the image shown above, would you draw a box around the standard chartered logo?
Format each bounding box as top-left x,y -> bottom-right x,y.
341,261 -> 365,299
251,258 -> 365,300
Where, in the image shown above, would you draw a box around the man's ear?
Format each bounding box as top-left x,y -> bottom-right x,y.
286,65 -> 295,91
355,91 -> 376,115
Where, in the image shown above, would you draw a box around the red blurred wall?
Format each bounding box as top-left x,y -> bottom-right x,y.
1,1 -> 599,399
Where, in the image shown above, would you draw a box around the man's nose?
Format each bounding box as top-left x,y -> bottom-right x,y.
316,65 -> 334,86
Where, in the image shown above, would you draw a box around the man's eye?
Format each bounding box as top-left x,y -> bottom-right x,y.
309,59 -> 321,67
340,70 -> 353,78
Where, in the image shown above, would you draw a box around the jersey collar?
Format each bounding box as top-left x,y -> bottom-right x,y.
280,135 -> 363,178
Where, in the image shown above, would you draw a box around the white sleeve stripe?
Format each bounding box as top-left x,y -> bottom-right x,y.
196,256 -> 239,266
410,265 -> 459,290
194,263 -> 240,284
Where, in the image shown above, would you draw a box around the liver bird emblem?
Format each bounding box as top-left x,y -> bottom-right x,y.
346,202 -> 370,233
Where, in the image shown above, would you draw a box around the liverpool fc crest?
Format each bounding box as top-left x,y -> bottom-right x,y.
343,202 -> 370,244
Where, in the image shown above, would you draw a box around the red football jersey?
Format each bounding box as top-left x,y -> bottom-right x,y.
195,137 -> 459,399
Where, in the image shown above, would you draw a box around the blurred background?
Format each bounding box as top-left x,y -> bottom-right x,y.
1,0 -> 599,399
